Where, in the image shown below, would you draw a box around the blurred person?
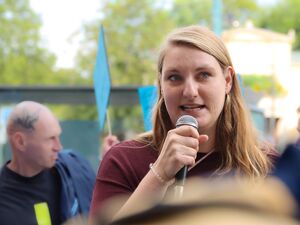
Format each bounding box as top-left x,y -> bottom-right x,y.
96,177 -> 298,225
296,106 -> 300,147
89,25 -> 278,222
0,101 -> 96,225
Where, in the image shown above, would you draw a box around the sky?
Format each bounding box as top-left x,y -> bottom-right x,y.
30,0 -> 278,69
30,0 -> 101,69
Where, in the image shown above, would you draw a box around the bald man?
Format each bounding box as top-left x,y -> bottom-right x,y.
0,101 -> 95,225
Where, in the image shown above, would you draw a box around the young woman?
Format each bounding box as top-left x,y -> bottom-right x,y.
89,25 -> 278,220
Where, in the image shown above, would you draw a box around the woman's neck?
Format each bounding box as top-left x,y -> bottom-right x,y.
198,129 -> 215,153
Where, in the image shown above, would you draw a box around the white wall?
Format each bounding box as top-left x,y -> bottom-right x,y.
226,41 -> 291,79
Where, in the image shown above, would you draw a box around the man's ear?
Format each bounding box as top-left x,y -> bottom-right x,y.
13,132 -> 26,152
225,66 -> 234,94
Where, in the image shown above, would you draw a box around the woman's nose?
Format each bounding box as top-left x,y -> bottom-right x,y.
183,78 -> 198,98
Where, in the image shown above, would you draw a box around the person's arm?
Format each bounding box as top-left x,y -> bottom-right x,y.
89,147 -> 173,223
113,127 -> 209,220
90,126 -> 208,221
112,165 -> 173,220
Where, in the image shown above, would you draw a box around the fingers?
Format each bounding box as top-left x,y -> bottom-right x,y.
168,132 -> 199,150
154,126 -> 209,180
174,125 -> 200,139
180,154 -> 197,167
198,134 -> 209,143
174,146 -> 198,166
168,126 -> 209,151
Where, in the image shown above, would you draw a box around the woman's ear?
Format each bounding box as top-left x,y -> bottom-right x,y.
225,66 -> 234,94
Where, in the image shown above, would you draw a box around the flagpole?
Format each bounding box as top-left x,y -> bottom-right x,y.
106,109 -> 112,135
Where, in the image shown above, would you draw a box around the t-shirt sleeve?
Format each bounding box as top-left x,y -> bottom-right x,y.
89,143 -> 140,218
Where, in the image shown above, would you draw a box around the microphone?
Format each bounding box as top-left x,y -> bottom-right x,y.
174,115 -> 198,197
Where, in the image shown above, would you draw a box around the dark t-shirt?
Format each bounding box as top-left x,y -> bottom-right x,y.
89,140 -> 226,216
90,140 -> 279,217
0,164 -> 62,225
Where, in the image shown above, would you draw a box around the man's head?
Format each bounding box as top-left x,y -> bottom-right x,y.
7,101 -> 62,176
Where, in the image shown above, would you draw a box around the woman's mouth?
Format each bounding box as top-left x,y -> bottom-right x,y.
180,104 -> 205,111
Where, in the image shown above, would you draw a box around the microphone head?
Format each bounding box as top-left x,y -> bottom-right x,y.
175,115 -> 198,129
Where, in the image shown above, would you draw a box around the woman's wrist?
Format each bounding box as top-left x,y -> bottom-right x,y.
149,163 -> 174,186
149,163 -> 166,183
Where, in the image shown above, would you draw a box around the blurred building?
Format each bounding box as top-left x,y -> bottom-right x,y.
222,21 -> 300,150
222,21 -> 294,78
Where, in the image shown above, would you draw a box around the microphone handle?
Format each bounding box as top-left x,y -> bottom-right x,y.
175,165 -> 188,186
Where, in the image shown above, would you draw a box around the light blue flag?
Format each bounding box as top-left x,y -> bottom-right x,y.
93,26 -> 111,131
138,86 -> 157,131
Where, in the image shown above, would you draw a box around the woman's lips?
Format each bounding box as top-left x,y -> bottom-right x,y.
180,104 -> 205,111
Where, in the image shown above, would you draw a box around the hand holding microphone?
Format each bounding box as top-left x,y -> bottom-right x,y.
151,115 -> 207,195
174,115 -> 199,197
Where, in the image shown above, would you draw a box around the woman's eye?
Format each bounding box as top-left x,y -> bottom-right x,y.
168,74 -> 181,81
198,72 -> 210,79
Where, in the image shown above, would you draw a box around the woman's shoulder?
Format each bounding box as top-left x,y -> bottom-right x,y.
101,139 -> 159,173
110,139 -> 154,150
106,139 -> 158,159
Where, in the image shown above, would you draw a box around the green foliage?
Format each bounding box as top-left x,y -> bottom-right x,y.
170,0 -> 259,29
0,0 -> 41,58
108,105 -> 144,139
0,0 -> 91,122
242,74 -> 287,96
76,0 -> 175,86
0,0 -> 52,84
0,0 -> 84,85
257,0 -> 300,49
170,0 -> 212,27
222,0 -> 260,28
48,105 -> 98,120
73,0 -> 177,127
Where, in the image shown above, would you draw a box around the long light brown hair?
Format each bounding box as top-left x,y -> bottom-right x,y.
138,25 -> 272,177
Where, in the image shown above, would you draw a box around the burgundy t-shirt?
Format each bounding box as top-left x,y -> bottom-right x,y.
89,140 -> 278,217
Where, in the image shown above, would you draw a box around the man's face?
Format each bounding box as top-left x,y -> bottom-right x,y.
23,112 -> 62,171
